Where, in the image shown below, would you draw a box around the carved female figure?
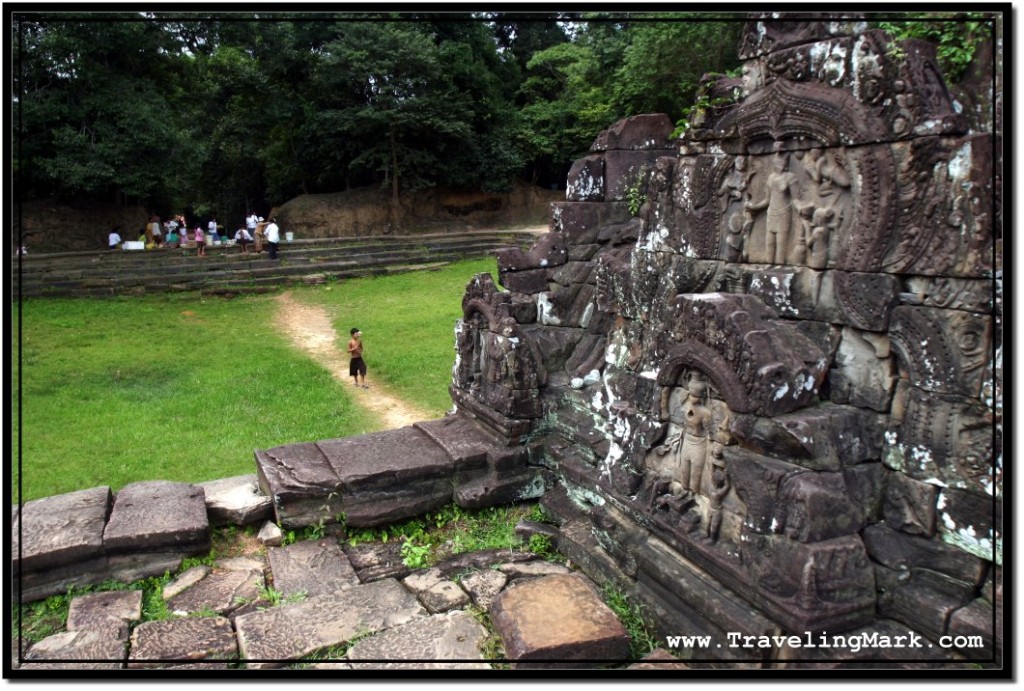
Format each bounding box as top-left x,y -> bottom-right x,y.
655,375 -> 714,497
746,150 -> 805,264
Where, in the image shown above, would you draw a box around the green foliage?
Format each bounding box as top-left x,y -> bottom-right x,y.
602,585 -> 658,658
527,533 -> 554,558
401,537 -> 433,569
625,166 -> 650,217
876,13 -> 992,82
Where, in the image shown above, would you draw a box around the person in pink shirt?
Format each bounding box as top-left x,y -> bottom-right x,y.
194,226 -> 206,256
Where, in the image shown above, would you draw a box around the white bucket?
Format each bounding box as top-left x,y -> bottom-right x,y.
285,232 -> 294,243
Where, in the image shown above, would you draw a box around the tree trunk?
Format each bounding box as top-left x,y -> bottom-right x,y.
389,125 -> 400,229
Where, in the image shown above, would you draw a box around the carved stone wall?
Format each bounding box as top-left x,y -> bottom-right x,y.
454,16 -> 1001,664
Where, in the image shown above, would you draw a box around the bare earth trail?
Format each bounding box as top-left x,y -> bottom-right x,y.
273,291 -> 436,430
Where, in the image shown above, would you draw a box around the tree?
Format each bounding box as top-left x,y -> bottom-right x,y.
319,21 -> 475,222
13,16 -> 193,206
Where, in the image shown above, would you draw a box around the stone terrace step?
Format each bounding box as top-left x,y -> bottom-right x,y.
13,231 -> 538,298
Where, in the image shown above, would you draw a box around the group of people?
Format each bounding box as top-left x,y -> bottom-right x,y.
107,213 -> 282,259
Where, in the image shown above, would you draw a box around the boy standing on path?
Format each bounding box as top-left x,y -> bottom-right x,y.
348,328 -> 368,388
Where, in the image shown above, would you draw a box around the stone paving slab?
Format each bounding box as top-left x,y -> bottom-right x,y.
163,565 -> 210,601
345,610 -> 492,670
498,560 -> 572,580
167,568 -> 264,616
127,616 -> 237,668
13,486 -> 111,573
627,648 -> 690,670
459,570 -> 509,611
267,539 -> 359,599
234,578 -> 427,669
490,573 -> 631,668
66,590 -> 143,631
345,541 -> 411,582
200,474 -> 273,526
22,625 -> 128,670
103,481 -> 209,553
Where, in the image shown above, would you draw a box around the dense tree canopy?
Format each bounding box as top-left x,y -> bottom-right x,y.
12,12 -> 744,223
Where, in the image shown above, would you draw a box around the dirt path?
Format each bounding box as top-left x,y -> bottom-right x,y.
273,291 -> 436,429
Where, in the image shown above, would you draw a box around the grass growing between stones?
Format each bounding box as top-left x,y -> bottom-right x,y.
12,292 -> 380,502
602,585 -> 659,659
346,502 -> 559,569
298,257 -> 501,418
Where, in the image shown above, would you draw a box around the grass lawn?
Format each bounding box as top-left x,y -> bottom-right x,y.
12,258 -> 499,502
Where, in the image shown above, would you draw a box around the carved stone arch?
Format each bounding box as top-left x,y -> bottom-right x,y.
657,339 -> 755,415
463,298 -> 497,330
716,79 -> 898,272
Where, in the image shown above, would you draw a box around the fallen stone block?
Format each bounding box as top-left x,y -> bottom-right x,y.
490,573 -> 631,668
199,475 -> 273,527
459,569 -> 508,611
167,567 -> 264,617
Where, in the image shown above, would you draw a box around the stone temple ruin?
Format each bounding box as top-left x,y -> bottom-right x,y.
14,18 -> 1001,668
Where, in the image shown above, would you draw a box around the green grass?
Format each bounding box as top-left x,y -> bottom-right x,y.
12,259 -> 501,502
12,292 -> 379,502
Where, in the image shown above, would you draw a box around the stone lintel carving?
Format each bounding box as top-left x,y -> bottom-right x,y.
495,230 -> 568,274
884,383 -> 996,497
890,305 -> 993,399
661,292 -> 826,416
729,403 -> 887,472
886,134 -> 995,277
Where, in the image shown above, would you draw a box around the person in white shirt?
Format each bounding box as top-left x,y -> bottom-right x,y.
264,218 -> 281,259
246,213 -> 258,233
108,227 -> 122,250
234,226 -> 253,253
208,216 -> 220,244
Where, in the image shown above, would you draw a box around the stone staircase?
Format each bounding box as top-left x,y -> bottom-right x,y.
11,231 -> 540,298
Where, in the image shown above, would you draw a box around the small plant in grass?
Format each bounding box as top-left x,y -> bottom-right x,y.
527,533 -> 555,559
256,585 -> 306,608
602,585 -> 658,659
401,537 -> 433,569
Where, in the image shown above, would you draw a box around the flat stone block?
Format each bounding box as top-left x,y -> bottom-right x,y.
235,578 -> 427,668
13,486 -> 111,573
346,610 -> 491,669
267,538 -> 359,599
498,560 -> 572,581
66,590 -> 142,631
319,427 -> 453,490
23,626 -> 127,670
200,474 -> 273,526
419,580 -> 470,614
128,616 -> 237,668
167,568 -> 264,617
628,648 -> 690,670
345,541 -> 411,583
103,481 -> 209,553
414,416 -> 492,471
460,569 -> 508,611
490,573 -> 630,668
255,442 -> 343,527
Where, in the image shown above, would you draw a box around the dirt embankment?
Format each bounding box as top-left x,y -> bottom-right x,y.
272,181 -> 562,239
19,182 -> 562,254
